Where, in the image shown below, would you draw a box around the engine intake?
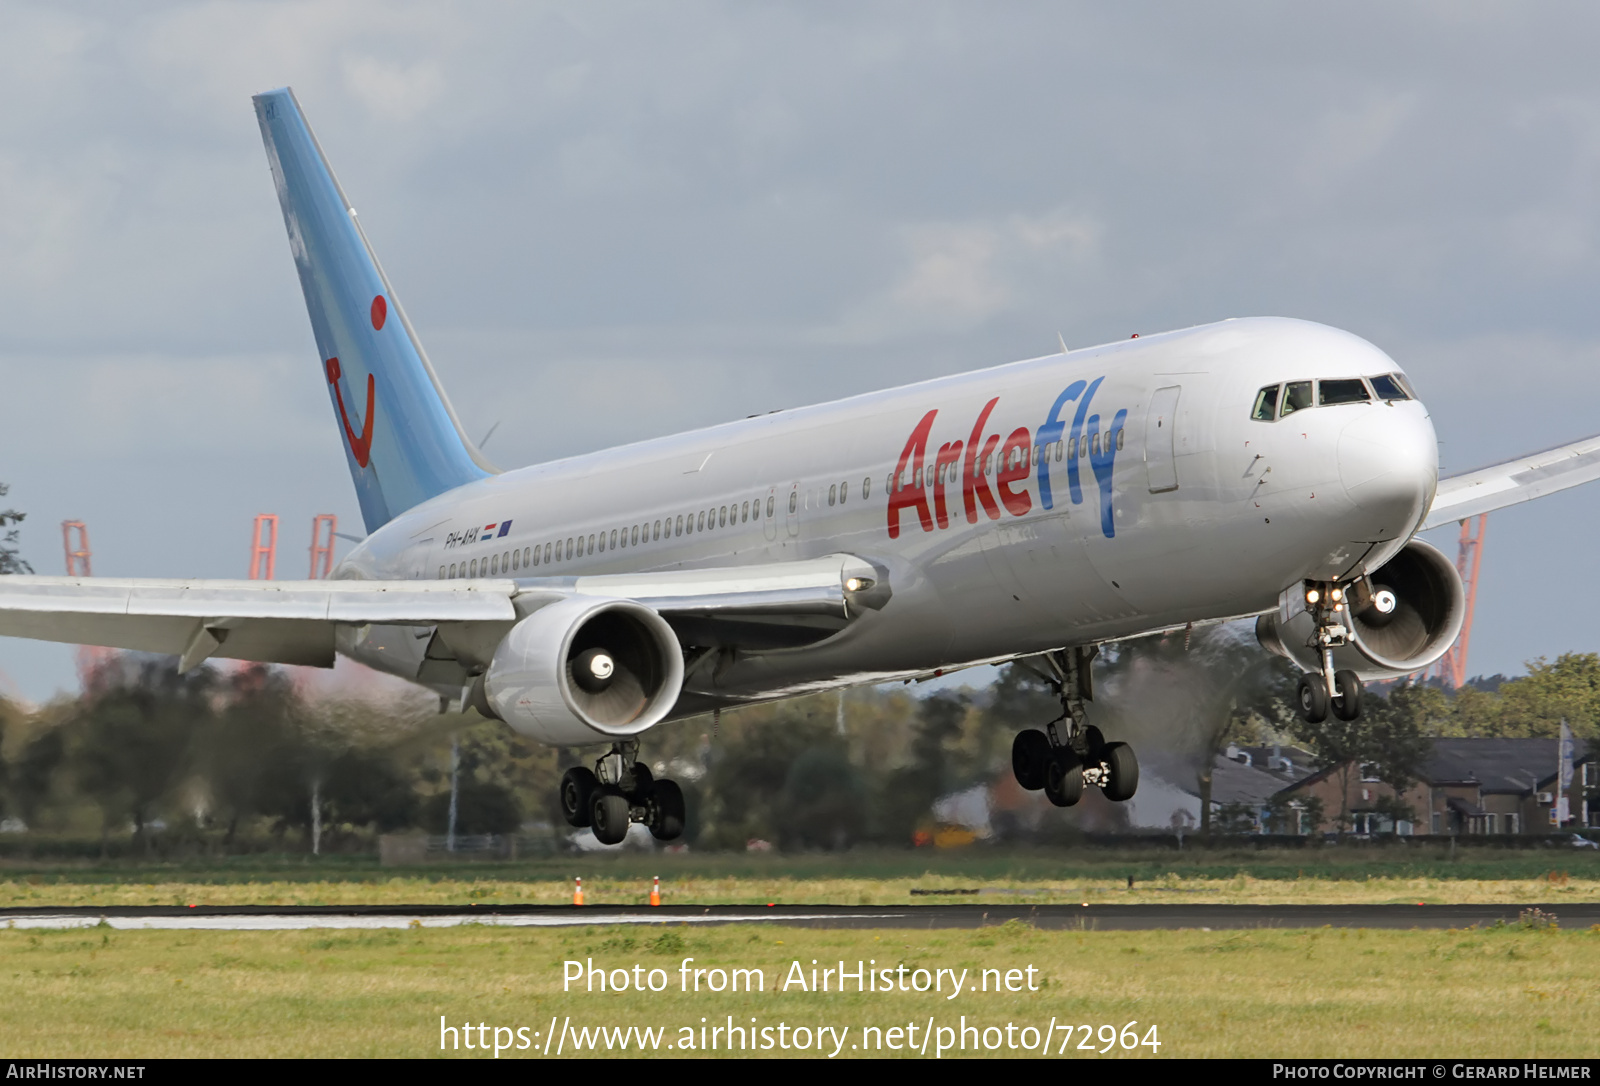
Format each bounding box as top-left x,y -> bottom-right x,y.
477,596 -> 685,745
1256,538 -> 1465,681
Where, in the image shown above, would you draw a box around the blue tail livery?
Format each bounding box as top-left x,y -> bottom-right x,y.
253,87 -> 493,532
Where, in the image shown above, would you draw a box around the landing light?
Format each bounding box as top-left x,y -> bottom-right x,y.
1305,588 -> 1320,605
1330,587 -> 1344,602
846,577 -> 875,592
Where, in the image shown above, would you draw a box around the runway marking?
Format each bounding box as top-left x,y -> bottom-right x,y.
1,911 -> 901,931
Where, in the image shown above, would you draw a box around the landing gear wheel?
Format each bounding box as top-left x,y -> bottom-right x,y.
1044,752 -> 1084,807
1011,730 -> 1052,791
1296,674 -> 1330,724
647,779 -> 686,841
591,789 -> 631,846
1332,670 -> 1363,721
560,767 -> 598,828
1102,741 -> 1139,802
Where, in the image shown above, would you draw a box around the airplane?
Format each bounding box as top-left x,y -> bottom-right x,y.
3,86 -> 1599,845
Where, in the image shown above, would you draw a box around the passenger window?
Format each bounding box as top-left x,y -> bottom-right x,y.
828,485 -> 837,506
840,481 -> 848,504
1116,430 -> 1125,451
565,538 -> 573,559
718,506 -> 726,527
675,515 -> 683,536
545,543 -> 553,563
503,551 -> 510,571
1251,384 -> 1281,421
768,495 -> 776,518
653,521 -> 660,541
741,501 -> 749,523
524,548 -> 531,567
448,563 -> 456,578
1369,373 -> 1409,401
470,559 -> 478,577
696,512 -> 704,531
611,529 -> 618,549
862,476 -> 871,499
1320,378 -> 1371,406
511,550 -> 519,571
1281,381 -> 1313,416
438,566 -> 445,579
1079,435 -> 1088,459
788,492 -> 797,514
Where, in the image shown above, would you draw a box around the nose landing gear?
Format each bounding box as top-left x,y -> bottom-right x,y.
559,739 -> 687,845
1296,581 -> 1365,724
1009,646 -> 1139,806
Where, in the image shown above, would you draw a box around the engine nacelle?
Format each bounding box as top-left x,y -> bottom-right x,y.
1256,538 -> 1465,681
477,596 -> 685,746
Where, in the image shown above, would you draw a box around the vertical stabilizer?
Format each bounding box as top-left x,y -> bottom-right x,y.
253,87 -> 493,533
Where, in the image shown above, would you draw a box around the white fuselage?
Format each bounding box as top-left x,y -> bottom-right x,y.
338,316 -> 1437,724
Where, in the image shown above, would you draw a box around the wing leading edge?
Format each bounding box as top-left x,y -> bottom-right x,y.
0,555 -> 887,673
1421,432 -> 1600,531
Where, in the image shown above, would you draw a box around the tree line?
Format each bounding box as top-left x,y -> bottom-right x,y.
0,633 -> 1595,853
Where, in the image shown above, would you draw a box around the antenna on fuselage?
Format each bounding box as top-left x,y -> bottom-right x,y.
1057,332 -> 1069,354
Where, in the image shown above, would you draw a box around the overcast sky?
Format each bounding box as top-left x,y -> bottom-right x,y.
1,1 -> 1598,701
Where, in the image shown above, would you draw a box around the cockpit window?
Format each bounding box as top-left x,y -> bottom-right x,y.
1251,384 -> 1281,421
1319,378 -> 1371,406
1369,373 -> 1410,401
1281,380 -> 1314,417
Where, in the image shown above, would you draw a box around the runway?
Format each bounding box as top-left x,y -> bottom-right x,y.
2,902 -> 1592,931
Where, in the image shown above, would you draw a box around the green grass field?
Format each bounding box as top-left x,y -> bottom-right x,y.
4,847 -> 1599,908
4,920 -> 1594,1058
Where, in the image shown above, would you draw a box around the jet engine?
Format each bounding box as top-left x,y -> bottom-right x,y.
473,596 -> 685,746
1256,538 -> 1465,681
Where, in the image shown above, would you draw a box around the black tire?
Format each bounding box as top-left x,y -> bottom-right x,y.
1011,730 -> 1052,791
591,789 -> 631,846
1102,741 -> 1139,802
1081,724 -> 1106,759
560,767 -> 598,828
628,762 -> 655,800
1297,674 -> 1330,724
1333,670 -> 1363,721
647,779 -> 686,841
1044,752 -> 1084,807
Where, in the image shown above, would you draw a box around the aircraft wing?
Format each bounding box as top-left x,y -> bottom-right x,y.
1421,432 -> 1600,531
0,554 -> 886,672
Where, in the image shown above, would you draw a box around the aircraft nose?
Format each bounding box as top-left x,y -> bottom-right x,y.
1338,407 -> 1437,540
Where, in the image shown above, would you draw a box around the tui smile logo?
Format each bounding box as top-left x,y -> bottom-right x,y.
323,294 -> 387,470
325,356 -> 374,468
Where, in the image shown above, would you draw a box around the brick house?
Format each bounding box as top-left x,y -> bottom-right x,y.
1271,737 -> 1595,836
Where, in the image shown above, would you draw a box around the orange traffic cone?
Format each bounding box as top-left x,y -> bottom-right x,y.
573,877 -> 584,906
650,876 -> 661,907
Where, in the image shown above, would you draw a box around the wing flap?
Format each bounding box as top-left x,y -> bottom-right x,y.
1422,433 -> 1600,530
0,555 -> 888,667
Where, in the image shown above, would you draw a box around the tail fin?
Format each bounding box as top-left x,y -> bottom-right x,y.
253,87 -> 494,533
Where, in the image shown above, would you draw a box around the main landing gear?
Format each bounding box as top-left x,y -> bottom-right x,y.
1295,581 -> 1365,725
1009,646 -> 1139,807
559,740 -> 686,846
